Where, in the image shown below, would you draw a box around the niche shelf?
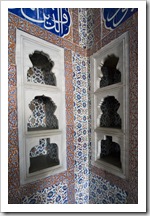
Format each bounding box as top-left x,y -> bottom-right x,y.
27,95 -> 59,131
27,50 -> 56,86
16,29 -> 66,184
90,32 -> 129,178
99,54 -> 121,88
99,135 -> 121,169
100,96 -> 121,129
29,138 -> 60,173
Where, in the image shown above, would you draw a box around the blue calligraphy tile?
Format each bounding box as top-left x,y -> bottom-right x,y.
8,8 -> 71,37
103,8 -> 138,30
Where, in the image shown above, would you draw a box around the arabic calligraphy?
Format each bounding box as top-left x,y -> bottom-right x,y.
103,8 -> 138,30
8,8 -> 71,37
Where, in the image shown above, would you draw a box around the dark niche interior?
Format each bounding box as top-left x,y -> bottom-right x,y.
100,54 -> 121,88
27,50 -> 56,86
29,138 -> 60,173
100,136 -> 121,168
28,95 -> 59,131
100,96 -> 121,129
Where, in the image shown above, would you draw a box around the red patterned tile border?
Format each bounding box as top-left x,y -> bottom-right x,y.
8,65 -> 17,87
72,13 -> 78,30
8,188 -> 21,204
62,38 -> 75,51
102,19 -> 112,39
8,166 -> 20,190
94,15 -> 101,29
101,29 -> 116,47
72,8 -> 78,15
66,109 -> 74,125
64,26 -> 73,42
93,8 -> 101,22
66,94 -> 74,110
64,49 -> 72,64
94,24 -> 101,43
8,127 -> 18,148
73,29 -> 79,45
75,45 -> 86,56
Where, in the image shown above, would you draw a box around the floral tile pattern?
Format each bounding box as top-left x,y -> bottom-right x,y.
72,52 -> 90,204
30,138 -> 48,158
8,9 -> 138,205
22,181 -> 68,204
27,98 -> 46,129
89,173 -> 128,204
79,9 -> 94,49
8,66 -> 17,87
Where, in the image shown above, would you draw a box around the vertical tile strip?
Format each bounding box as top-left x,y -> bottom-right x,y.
78,9 -> 94,49
72,52 -> 89,204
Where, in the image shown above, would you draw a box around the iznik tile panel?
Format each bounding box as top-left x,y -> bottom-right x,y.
72,52 -> 90,204
22,181 -> 68,204
78,9 -> 94,49
90,173 -> 128,204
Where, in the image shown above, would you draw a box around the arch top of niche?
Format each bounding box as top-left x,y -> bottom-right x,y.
27,95 -> 59,131
27,50 -> 56,86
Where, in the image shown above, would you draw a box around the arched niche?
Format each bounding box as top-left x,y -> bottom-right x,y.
100,135 -> 121,168
100,96 -> 121,129
99,54 -> 121,88
27,50 -> 56,86
29,138 -> 60,173
27,95 -> 59,131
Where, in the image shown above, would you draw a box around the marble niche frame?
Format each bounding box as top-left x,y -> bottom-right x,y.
16,29 -> 67,185
90,32 -> 129,179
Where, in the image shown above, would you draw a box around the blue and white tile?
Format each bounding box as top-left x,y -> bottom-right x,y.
22,181 -> 68,204
89,173 -> 128,204
72,52 -> 90,204
78,9 -> 94,49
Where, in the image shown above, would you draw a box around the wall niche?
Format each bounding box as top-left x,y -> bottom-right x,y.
28,95 -> 58,131
29,138 -> 60,173
90,32 -> 129,178
100,54 -> 121,88
27,50 -> 56,86
16,29 -> 66,184
100,135 -> 121,169
100,96 -> 121,129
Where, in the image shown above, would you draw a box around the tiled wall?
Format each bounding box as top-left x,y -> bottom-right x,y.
72,52 -> 90,203
8,8 -> 138,204
22,181 -> 68,204
89,173 -> 128,204
87,9 -> 138,204
8,9 -> 76,204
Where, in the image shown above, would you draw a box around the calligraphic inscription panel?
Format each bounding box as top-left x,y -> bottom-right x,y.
8,8 -> 71,37
103,8 -> 138,30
